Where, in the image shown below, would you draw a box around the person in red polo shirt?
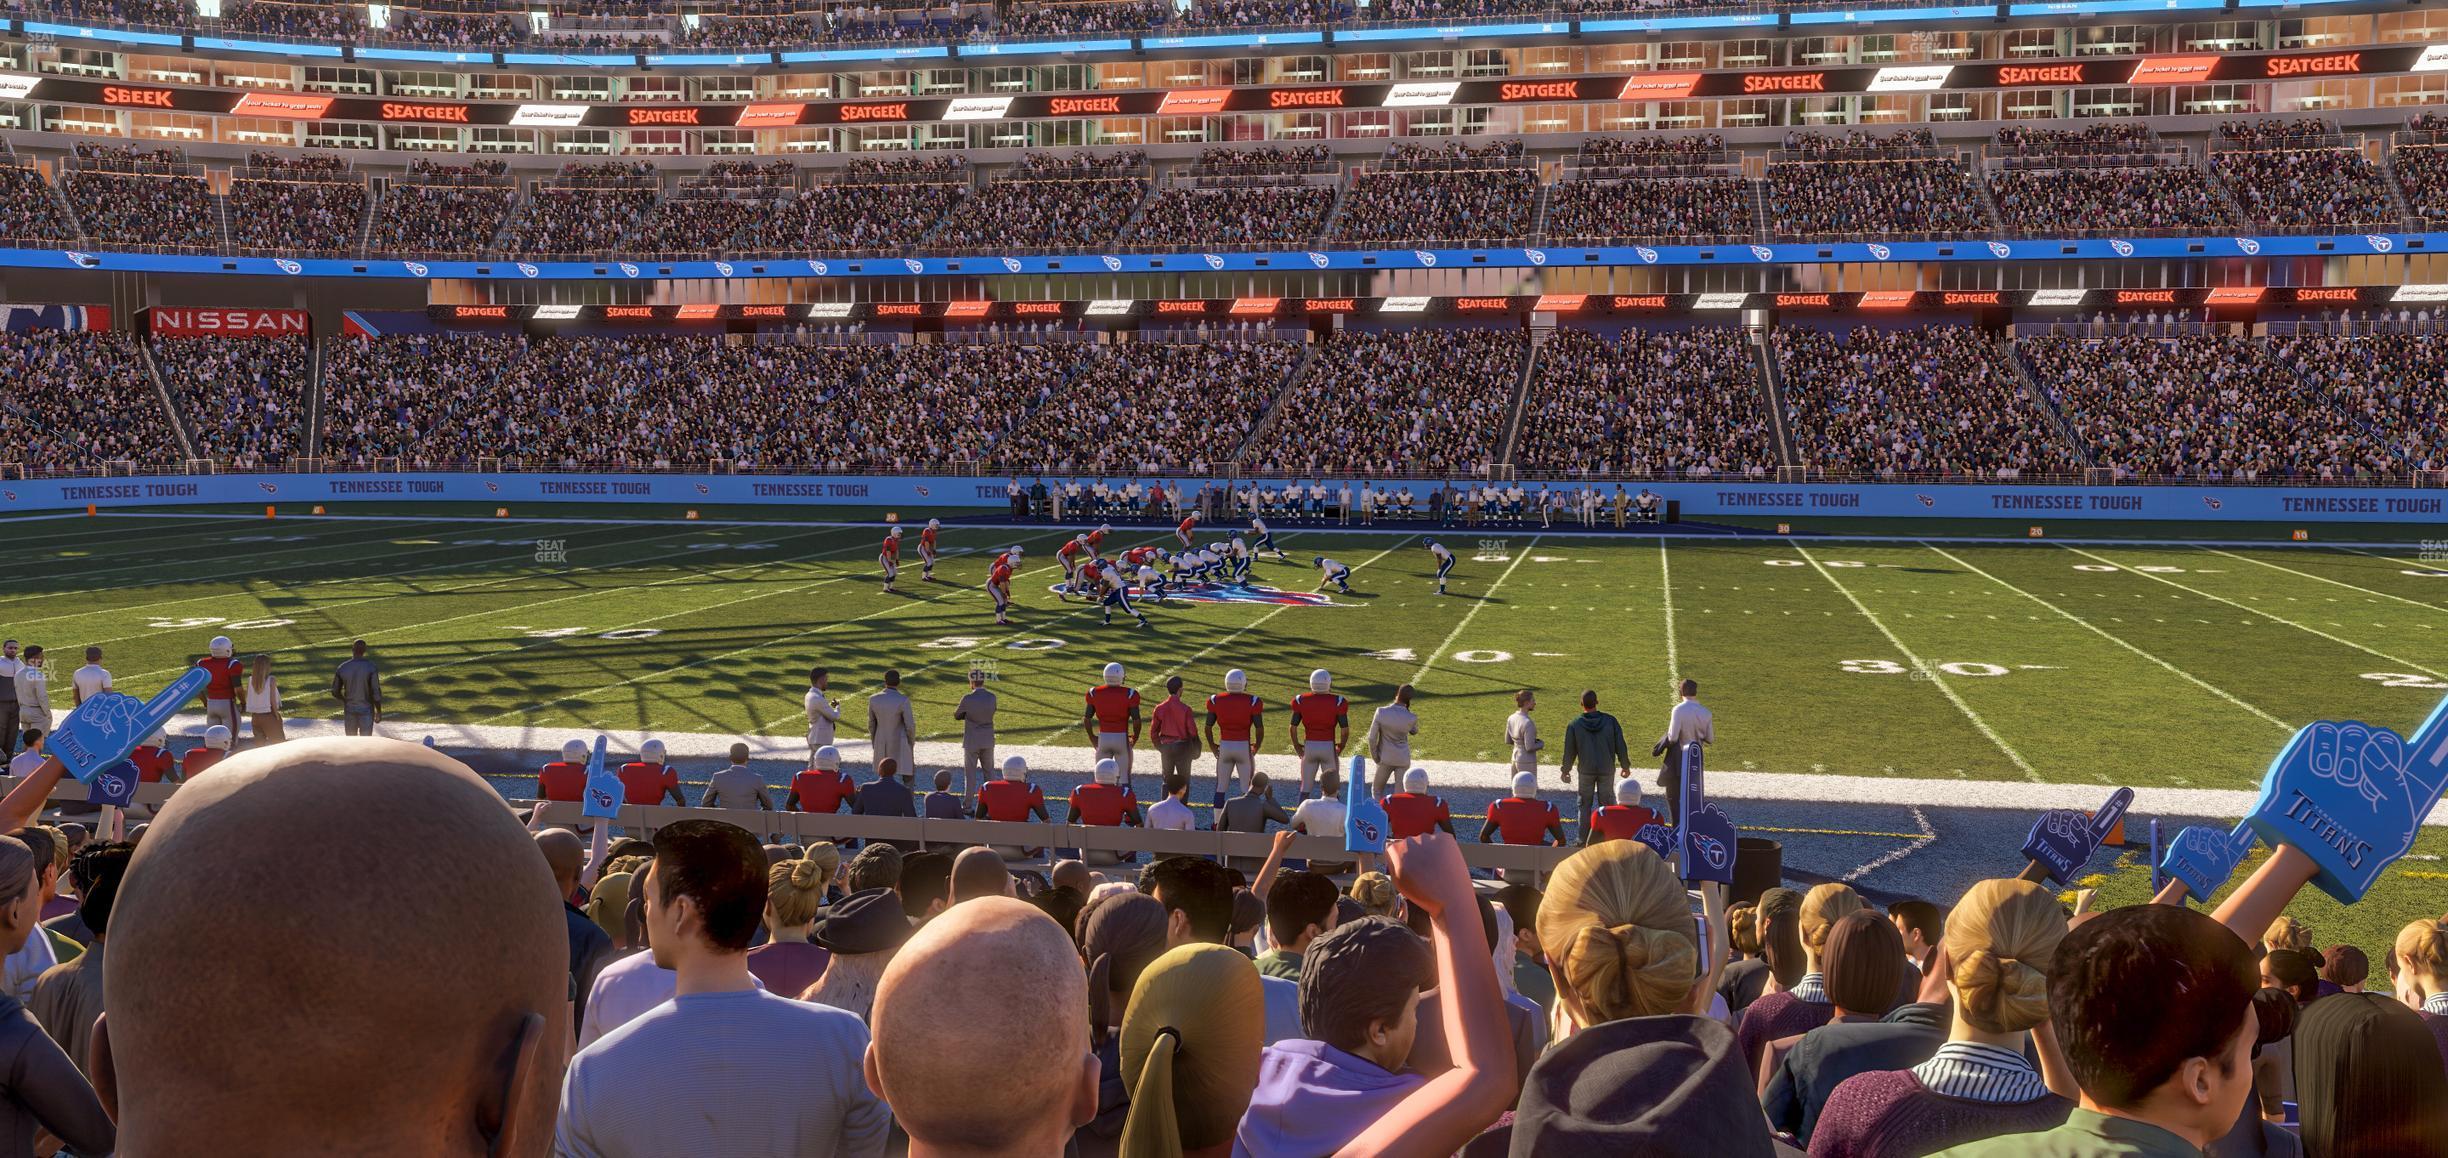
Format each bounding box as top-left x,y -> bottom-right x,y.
1585,776 -> 1664,846
1082,662 -> 1142,786
195,635 -> 244,739
1286,669 -> 1348,800
1382,766 -> 1455,840
1066,758 -> 1142,866
1205,669 -> 1265,809
1480,772 -> 1566,848
975,755 -> 1048,858
618,738 -> 684,806
536,739 -> 589,804
786,745 -> 858,815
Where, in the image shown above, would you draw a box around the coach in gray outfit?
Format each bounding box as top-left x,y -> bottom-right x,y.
952,669 -> 996,795
867,670 -> 917,782
332,640 -> 382,737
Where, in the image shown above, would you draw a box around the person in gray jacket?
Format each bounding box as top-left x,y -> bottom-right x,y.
951,669 -> 996,796
866,669 -> 916,781
1556,689 -> 1632,844
332,640 -> 382,737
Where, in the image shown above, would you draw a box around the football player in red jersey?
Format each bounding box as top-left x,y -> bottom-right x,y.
1585,775 -> 1664,846
196,634 -> 244,737
618,737 -> 685,806
129,730 -> 177,785
785,744 -> 858,814
179,725 -> 232,780
1203,668 -> 1264,809
1082,662 -> 1142,784
1285,668 -> 1348,799
1120,544 -> 1161,570
535,738 -> 589,804
1065,758 -> 1143,865
1176,511 -> 1198,550
987,546 -> 1018,626
1085,523 -> 1112,553
1382,766 -> 1455,839
1481,771 -> 1568,848
880,525 -> 903,593
1057,533 -> 1090,579
975,754 -> 1049,858
918,518 -> 942,581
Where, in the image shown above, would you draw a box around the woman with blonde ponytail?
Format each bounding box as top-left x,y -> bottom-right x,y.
746,856 -> 832,997
1738,882 -> 1865,1077
1492,841 -> 1784,1155
2391,919 -> 2448,1069
1808,878 -> 2075,1158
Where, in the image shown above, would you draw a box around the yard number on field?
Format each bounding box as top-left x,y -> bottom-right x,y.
2364,672 -> 2448,690
144,615 -> 295,631
1841,659 -> 2015,677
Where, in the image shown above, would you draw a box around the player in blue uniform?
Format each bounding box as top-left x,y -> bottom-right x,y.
1425,539 -> 1456,595
1249,516 -> 1285,561
1135,562 -> 1169,604
1099,565 -> 1149,628
1314,555 -> 1353,594
1228,536 -> 1252,584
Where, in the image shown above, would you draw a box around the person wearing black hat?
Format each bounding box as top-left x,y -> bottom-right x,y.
803,887 -> 914,1025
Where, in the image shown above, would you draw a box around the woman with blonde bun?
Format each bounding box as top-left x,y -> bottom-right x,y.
747,857 -> 833,997
1738,882 -> 1865,1077
1808,878 -> 2075,1158
2391,919 -> 2448,1069
1349,871 -> 1403,921
1492,841 -> 1775,1155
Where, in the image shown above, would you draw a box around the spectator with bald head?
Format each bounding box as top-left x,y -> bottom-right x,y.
952,845 -> 1013,904
558,819 -> 887,1157
97,737 -> 564,1156
867,896 -> 1101,1157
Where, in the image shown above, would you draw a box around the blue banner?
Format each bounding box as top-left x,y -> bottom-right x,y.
3,472 -> 2443,525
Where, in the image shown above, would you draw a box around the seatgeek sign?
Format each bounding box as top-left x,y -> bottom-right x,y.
4,473 -> 2441,524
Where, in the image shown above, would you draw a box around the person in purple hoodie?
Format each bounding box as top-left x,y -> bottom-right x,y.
1233,916 -> 1430,1157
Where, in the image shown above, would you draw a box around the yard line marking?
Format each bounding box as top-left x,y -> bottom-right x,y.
1799,544 -> 2040,781
2204,548 -> 2448,614
1929,545 -> 2290,731
2062,546 -> 2446,679
112,522 -> 881,684
69,520 -> 738,649
1842,806 -> 1936,882
497,545 -> 1082,726
2334,545 -> 2444,570
1409,534 -> 1540,687
2,518 -> 481,608
1022,536 -> 1414,747
1660,539 -> 1681,680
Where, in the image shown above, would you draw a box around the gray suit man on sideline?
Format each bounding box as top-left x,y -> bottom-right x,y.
332,640 -> 382,736
952,669 -> 996,795
867,669 -> 917,782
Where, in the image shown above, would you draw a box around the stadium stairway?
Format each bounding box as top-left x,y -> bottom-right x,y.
136,338 -> 200,463
302,337 -> 326,460
1999,334 -> 2094,471
1750,326 -> 1799,469
1229,342 -> 1322,472
1495,325 -> 1544,466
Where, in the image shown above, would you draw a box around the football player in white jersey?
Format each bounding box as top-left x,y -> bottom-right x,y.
1249,515 -> 1285,561
1425,539 -> 1456,595
1314,555 -> 1353,594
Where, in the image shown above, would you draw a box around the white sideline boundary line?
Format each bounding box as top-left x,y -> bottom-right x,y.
2203,547 -> 2448,615
161,713 -> 2448,827
1843,806 -> 1936,881
63,509 -> 2443,550
1799,543 -> 2042,781
1409,534 -> 1540,688
2061,545 -> 2447,680
1660,538 -> 1681,679
1927,543 -> 2291,732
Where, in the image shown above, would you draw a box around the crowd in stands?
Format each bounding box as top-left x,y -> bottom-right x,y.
1128,183 -> 1337,250
1330,165 -> 1537,246
1988,160 -> 2236,237
2267,330 -> 2448,472
624,185 -> 791,256
226,163 -> 371,254
63,162 -> 223,252
151,336 -> 311,467
2391,142 -> 2448,225
1545,172 -> 1756,244
779,179 -> 969,254
1781,127 -> 1937,157
214,0 -> 366,38
0,165 -> 80,246
498,186 -> 661,257
366,181 -> 516,257
2220,117 -> 2342,146
1767,155 -> 1993,240
1993,121 -> 2160,155
987,339 -> 1303,475
2211,145 -> 2404,233
1243,328 -> 1525,476
1192,145 -> 1332,176
929,155 -> 1148,252
1777,325 -> 2085,479
2018,331 -> 2397,480
1514,326 -> 1778,477
0,331 -> 180,468
999,0 -> 1170,35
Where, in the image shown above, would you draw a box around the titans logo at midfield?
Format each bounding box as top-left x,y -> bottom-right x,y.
1045,581 -> 1339,607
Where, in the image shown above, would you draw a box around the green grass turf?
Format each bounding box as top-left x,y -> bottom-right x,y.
5,509 -> 2443,790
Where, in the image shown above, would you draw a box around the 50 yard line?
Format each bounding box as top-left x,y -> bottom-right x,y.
1409,535 -> 1540,688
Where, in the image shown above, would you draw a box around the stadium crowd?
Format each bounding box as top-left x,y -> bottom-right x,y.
2211,145 -> 2404,234
1987,160 -> 2237,237
225,158 -> 372,255
0,164 -> 80,247
1243,328 -> 1526,476
1776,325 -> 2085,480
986,338 -> 1304,475
0,331 -> 181,468
1766,156 -> 1994,240
499,184 -> 662,258
2267,329 -> 2448,472
1544,172 -> 1758,244
2017,331 -> 2398,480
62,167 -> 223,252
928,154 -> 1149,252
2393,141 -> 2448,226
1514,326 -> 1779,478
1329,164 -> 1538,246
366,179 -> 517,257
151,336 -> 312,468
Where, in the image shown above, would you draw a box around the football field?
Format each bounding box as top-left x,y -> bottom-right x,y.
9,507 -> 2443,788
8,506 -> 2448,940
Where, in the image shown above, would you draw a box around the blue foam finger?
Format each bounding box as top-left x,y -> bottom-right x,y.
2245,696 -> 2448,903
1631,822 -> 1678,862
1682,804 -> 1740,885
2158,822 -> 2255,901
2020,786 -> 2134,886
1343,752 -> 1386,855
84,761 -> 138,808
581,734 -> 623,820
50,669 -> 210,784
